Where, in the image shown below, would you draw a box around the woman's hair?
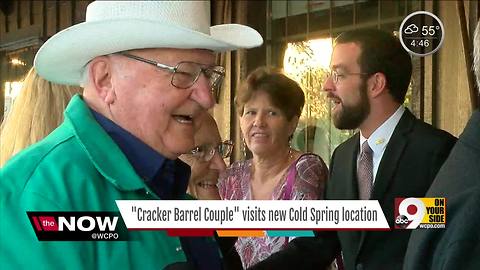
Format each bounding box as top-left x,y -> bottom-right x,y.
235,66 -> 305,121
0,68 -> 82,166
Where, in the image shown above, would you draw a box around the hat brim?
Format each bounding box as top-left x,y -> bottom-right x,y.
34,19 -> 263,85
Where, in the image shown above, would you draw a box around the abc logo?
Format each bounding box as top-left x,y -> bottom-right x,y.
395,215 -> 410,228
396,198 -> 426,229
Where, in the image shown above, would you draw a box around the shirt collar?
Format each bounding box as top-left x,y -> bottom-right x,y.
90,109 -> 190,199
360,106 -> 405,154
63,95 -> 144,191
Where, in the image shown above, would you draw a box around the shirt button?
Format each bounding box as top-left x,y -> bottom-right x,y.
145,190 -> 150,195
175,246 -> 182,252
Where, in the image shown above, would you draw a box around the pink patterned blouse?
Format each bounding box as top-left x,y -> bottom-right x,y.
218,153 -> 328,269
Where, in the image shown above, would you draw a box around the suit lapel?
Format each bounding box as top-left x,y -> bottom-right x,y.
337,133 -> 360,199
370,109 -> 415,201
357,109 -> 416,253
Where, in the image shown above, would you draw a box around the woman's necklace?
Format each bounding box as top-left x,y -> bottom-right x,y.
252,147 -> 295,199
253,147 -> 293,179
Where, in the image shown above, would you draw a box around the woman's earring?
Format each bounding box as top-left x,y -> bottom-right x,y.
242,138 -> 247,159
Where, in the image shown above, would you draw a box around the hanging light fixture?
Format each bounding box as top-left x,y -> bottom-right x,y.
9,58 -> 27,66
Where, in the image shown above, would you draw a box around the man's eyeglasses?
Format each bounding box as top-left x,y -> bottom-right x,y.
118,52 -> 226,101
190,140 -> 234,162
328,70 -> 371,84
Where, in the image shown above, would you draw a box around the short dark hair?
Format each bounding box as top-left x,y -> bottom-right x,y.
335,28 -> 412,103
235,67 -> 305,121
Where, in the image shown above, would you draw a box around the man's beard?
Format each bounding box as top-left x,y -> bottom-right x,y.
332,81 -> 370,130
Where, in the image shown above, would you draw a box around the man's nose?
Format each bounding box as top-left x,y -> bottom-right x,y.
323,76 -> 335,93
190,75 -> 215,109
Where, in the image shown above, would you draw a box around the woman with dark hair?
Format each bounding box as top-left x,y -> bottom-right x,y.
218,67 -> 328,269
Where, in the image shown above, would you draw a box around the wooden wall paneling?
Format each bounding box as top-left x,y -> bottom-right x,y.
0,5 -> 6,39
70,0 -> 75,25
0,3 -> 5,122
74,1 -> 90,24
436,0 -> 471,135
55,0 -> 59,32
29,0 -> 33,25
42,0 -> 46,39
59,1 -> 72,31
438,1 -> 458,133
247,0 -> 266,72
3,9 -> 7,35
411,56 -> 423,119
0,51 -> 4,122
7,0 -> 17,33
46,0 -> 56,38
233,0 -> 248,162
15,0 -> 20,29
32,1 -> 43,30
211,0 -> 232,156
19,0 -> 30,29
468,0 -> 478,42
423,0 -> 434,125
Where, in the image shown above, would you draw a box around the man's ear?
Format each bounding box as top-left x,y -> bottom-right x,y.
368,72 -> 387,98
89,56 -> 115,105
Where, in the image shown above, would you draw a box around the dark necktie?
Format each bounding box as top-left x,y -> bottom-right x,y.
357,141 -> 373,200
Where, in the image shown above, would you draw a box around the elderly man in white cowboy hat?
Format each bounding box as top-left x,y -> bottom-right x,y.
0,1 -> 262,269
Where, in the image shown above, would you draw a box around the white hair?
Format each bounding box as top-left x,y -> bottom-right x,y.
80,62 -> 91,88
473,20 -> 480,93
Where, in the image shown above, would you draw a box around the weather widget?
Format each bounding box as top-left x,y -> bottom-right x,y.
399,11 -> 445,57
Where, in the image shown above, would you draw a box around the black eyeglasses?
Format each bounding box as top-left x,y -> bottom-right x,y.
190,140 -> 234,162
329,70 -> 371,84
118,52 -> 226,101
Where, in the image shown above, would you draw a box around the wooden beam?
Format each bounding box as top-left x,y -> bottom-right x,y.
16,0 -> 20,29
30,0 -> 34,25
42,0 -> 46,40
55,0 -> 60,33
71,0 -> 75,25
423,0 -> 435,125
419,0 -> 425,120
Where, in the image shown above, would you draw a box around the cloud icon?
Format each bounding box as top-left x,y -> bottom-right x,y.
404,24 -> 419,34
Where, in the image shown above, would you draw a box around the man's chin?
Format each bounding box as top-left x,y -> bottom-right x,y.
333,117 -> 355,130
332,113 -> 347,130
334,116 -> 366,130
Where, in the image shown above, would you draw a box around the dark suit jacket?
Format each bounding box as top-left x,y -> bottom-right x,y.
404,109 -> 480,270
250,109 -> 456,270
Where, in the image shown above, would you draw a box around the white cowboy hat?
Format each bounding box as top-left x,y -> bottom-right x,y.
34,0 -> 263,85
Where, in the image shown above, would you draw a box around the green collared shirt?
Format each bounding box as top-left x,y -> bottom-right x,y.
0,95 -> 189,269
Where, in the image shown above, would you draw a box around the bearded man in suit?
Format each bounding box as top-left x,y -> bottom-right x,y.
251,28 -> 456,270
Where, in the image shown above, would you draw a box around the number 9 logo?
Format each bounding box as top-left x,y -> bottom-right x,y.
397,198 -> 425,229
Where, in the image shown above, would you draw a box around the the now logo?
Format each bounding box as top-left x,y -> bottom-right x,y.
58,216 -> 118,232
27,211 -> 127,241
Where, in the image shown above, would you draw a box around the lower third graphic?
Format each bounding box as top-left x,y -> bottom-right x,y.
394,198 -> 446,229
